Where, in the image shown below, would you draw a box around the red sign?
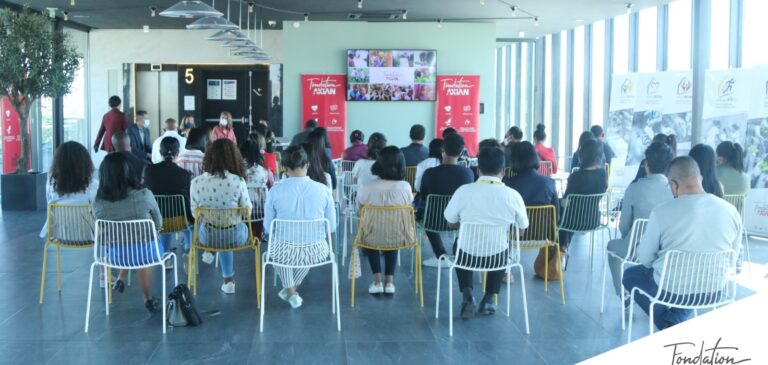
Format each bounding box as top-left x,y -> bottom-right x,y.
301,74 -> 347,159
0,97 -> 26,173
435,75 -> 481,157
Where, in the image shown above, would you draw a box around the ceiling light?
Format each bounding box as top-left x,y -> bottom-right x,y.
575,19 -> 584,22
534,16 -> 539,26
510,6 -> 517,17
402,10 -> 407,20
518,31 -> 525,37
63,11 -> 69,21
208,29 -> 248,41
186,16 -> 239,30
480,0 -> 485,5
626,2 -> 633,13
304,13 -> 309,22
220,39 -> 256,48
150,6 -> 157,17
160,1 -> 223,18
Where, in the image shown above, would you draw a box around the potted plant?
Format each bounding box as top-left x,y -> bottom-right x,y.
0,8 -> 80,210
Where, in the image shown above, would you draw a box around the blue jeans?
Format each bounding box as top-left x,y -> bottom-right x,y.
197,223 -> 248,279
622,265 -> 695,330
157,226 -> 192,253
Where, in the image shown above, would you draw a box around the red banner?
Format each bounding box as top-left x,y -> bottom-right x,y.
1,97 -> 25,174
301,74 -> 347,159
435,75 -> 481,157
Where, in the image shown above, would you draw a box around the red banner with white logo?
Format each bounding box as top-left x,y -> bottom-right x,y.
0,97 -> 25,174
301,74 -> 347,159
435,75 -> 481,157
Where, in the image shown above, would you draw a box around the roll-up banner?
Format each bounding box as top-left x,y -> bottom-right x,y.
435,75 -> 481,157
0,97 -> 25,174
745,67 -> 768,235
301,74 -> 347,159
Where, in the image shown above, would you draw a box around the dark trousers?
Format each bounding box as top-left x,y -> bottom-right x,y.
426,231 -> 447,258
622,265 -> 704,330
365,249 -> 397,276
558,231 -> 573,250
453,245 -> 508,296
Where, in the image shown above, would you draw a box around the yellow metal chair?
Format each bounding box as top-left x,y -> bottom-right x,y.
350,205 -> 422,307
405,166 -> 418,193
155,195 -> 189,234
188,206 -> 262,307
40,204 -> 95,304
521,205 -> 565,304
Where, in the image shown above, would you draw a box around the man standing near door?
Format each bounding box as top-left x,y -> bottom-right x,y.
127,110 -> 152,161
93,95 -> 129,153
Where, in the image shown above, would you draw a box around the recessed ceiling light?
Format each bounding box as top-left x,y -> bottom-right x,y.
518,31 -> 525,37
575,19 -> 584,22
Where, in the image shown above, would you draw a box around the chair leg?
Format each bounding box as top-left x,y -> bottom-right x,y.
104,267 -> 110,316
172,254 -> 179,287
417,247 -> 424,307
342,216 -> 348,267
557,249 -> 565,304
333,263 -> 341,332
259,262 -> 268,332
627,291 -> 636,343
435,256 -> 442,319
620,266 -> 626,330
600,254 -> 608,313
350,249 -> 357,308
649,302 -> 655,336
39,244 -> 49,304
84,262 -> 96,332
744,232 -> 752,277
506,269 -> 511,317
187,249 -> 194,293
544,245 -> 549,292
56,245 -> 62,291
589,232 -> 595,272
448,267 -> 454,337
517,265 -> 530,334
255,247 -> 262,309
161,265 -> 167,334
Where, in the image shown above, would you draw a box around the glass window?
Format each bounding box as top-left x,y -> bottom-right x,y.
710,0 -> 730,70
668,0 -> 692,70
509,45 -> 517,129
638,6 -> 658,72
573,26 -> 585,149
613,13 -> 630,74
559,31 -> 567,159
544,35 -> 553,134
496,46 -> 507,132
520,43 -> 529,136
591,20 -> 606,125
63,28 -> 89,147
742,0 -> 768,68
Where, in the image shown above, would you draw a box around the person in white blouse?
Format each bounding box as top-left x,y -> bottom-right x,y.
176,128 -> 207,179
414,138 -> 443,193
152,118 -> 186,164
352,132 -> 387,187
190,139 -> 252,295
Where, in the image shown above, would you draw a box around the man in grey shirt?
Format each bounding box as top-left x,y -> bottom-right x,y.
290,119 -> 317,146
607,142 -> 674,295
623,156 -> 741,330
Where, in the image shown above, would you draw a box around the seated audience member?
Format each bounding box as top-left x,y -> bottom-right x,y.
343,130 -> 368,162
178,113 -> 195,138
623,156 -> 741,330
533,124 -> 558,173
112,131 -> 148,183
144,138 -> 193,262
401,124 -> 429,166
559,139 -> 608,256
240,139 -> 273,190
716,141 -> 749,195
263,146 -> 336,309
301,142 -> 333,192
444,146 -> 529,318
570,131 -> 598,171
632,134 -> 677,183
442,127 -> 470,160
591,125 -> 616,166
503,126 -> 523,146
414,138 -> 443,193
176,128 -> 207,179
151,118 -> 186,164
357,146 -> 414,295
352,132 -> 387,186
607,142 -> 674,296
505,141 -> 560,210
127,110 -> 152,161
190,139 -> 252,294
290,119 -> 317,146
251,122 -> 277,149
212,111 -> 237,145
93,153 -> 163,312
309,127 -> 333,161
307,131 -> 337,190
689,144 -> 724,198
472,139 -> 502,179
418,134 -> 474,266
252,134 -> 278,178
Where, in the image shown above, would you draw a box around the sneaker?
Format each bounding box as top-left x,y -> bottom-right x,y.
502,273 -> 515,284
278,288 -> 290,302
202,252 -> 215,264
144,297 -> 159,314
112,279 -> 125,293
461,288 -> 476,319
478,296 -> 497,315
221,281 -> 236,294
423,257 -> 442,268
288,293 -> 303,309
384,283 -> 396,294
368,282 -> 384,294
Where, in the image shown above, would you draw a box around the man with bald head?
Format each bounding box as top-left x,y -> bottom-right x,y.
111,131 -> 148,183
622,156 -> 741,330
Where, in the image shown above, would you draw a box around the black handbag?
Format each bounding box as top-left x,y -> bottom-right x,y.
167,284 -> 203,327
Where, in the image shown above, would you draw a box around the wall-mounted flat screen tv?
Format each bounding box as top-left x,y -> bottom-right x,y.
346,49 -> 437,101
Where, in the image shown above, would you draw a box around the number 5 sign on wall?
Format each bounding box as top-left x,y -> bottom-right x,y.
185,68 -> 195,85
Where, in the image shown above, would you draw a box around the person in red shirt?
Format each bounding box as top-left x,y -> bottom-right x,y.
533,124 -> 558,174
252,133 -> 277,177
93,95 -> 129,152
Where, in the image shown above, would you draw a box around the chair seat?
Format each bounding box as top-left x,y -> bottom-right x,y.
48,239 -> 93,247
519,240 -> 554,249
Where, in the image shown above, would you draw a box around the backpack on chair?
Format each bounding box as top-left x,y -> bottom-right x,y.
167,284 -> 203,327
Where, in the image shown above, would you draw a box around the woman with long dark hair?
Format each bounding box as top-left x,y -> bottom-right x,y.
352,132 -> 387,186
94,153 -> 163,312
176,128 -> 208,178
570,131 -> 598,170
689,144 -> 724,198
240,139 -> 273,190
306,131 -> 337,190
716,141 -> 749,195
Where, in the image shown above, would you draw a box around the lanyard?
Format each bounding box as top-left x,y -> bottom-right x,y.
477,179 -> 504,186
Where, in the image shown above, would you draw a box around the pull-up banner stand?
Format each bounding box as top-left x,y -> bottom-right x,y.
435,75 -> 481,157
301,74 -> 347,159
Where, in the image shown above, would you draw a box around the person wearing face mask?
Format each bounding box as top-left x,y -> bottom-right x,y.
178,113 -> 195,138
622,156 -> 741,330
127,110 -> 152,161
212,111 -> 238,145
151,118 -> 187,164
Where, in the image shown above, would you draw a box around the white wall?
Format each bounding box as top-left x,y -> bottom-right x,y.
87,29 -> 282,143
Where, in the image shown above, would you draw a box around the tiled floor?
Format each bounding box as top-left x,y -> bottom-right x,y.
0,210 -> 764,364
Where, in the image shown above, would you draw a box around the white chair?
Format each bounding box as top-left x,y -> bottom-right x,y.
723,194 -> 750,272
260,219 -> 340,332
627,249 -> 737,343
600,218 -> 648,330
601,188 -> 625,239
339,160 -> 356,173
340,171 -> 359,266
435,222 -> 530,337
85,219 -> 178,334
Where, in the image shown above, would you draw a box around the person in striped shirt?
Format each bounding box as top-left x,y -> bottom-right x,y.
176,128 -> 207,178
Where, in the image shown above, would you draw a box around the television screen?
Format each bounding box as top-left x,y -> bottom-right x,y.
346,49 -> 437,101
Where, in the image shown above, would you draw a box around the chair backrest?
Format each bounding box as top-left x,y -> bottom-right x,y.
454,222 -> 520,270
47,204 -> 95,245
505,167 -> 517,178
356,205 -> 417,250
248,187 -> 268,221
405,166 -> 418,192
458,159 -> 471,168
656,249 -> 737,305
266,218 -> 334,267
723,194 -> 746,219
605,187 -> 625,212
94,219 -> 161,268
521,205 -> 557,243
340,160 -> 356,173
154,195 -> 188,233
340,171 -> 358,210
193,206 -> 253,249
560,193 -> 608,232
625,219 -> 649,261
537,161 -> 553,177
422,194 -> 455,233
